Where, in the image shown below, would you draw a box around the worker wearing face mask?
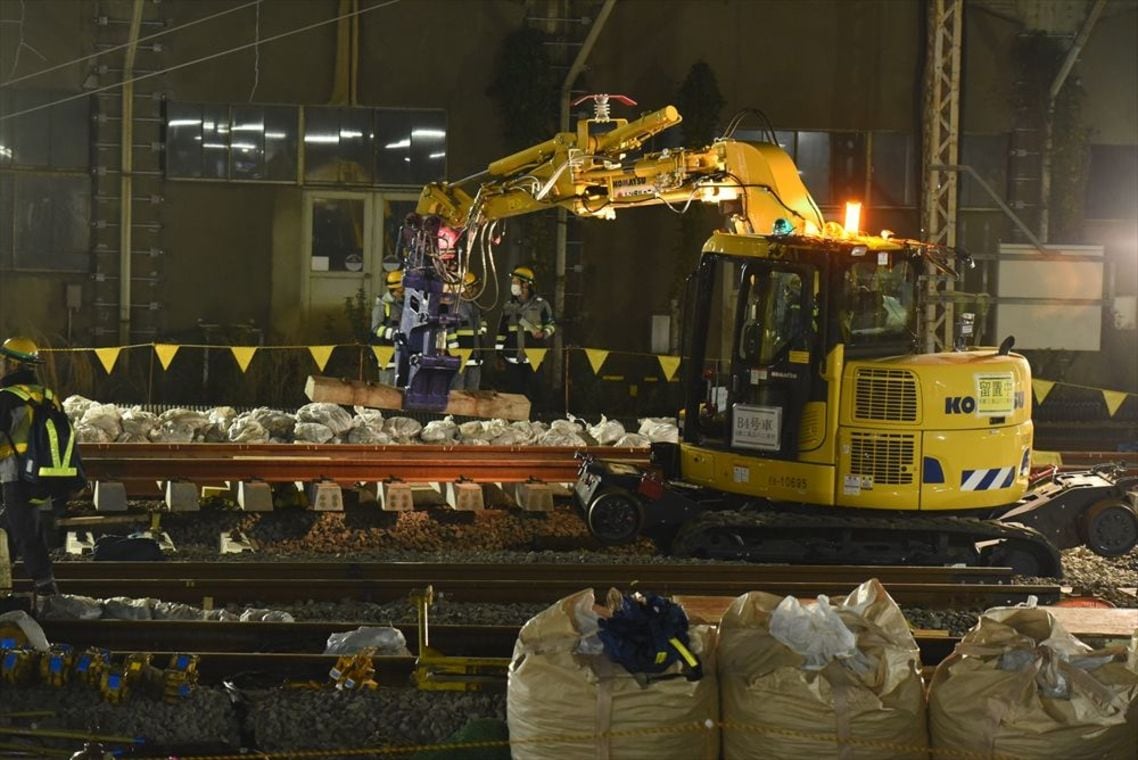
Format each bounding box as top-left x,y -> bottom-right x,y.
495,265 -> 556,404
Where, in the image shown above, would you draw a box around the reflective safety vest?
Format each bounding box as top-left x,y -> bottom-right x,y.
1,385 -> 81,483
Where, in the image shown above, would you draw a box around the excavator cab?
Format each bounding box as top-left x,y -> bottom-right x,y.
689,256 -> 818,461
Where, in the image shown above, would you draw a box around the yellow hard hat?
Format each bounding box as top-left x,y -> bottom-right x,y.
463,270 -> 479,288
0,336 -> 42,364
385,270 -> 404,288
511,265 -> 535,284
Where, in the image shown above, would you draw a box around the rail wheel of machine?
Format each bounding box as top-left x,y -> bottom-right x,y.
586,488 -> 643,545
1081,498 -> 1138,557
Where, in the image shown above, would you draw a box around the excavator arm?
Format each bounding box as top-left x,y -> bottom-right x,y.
416,104 -> 824,237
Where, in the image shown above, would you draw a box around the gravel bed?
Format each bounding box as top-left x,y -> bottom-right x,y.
0,682 -> 504,757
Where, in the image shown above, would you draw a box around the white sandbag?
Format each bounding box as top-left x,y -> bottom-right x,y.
324,626 -> 408,656
36,594 -> 104,621
535,429 -> 588,447
227,417 -> 270,443
929,605 -> 1138,760
75,423 -> 115,443
457,420 -> 488,440
103,596 -> 156,620
508,589 -> 719,760
239,608 -> 295,622
549,418 -> 584,436
613,433 -> 651,448
586,415 -> 626,445
294,421 -> 335,444
63,394 -> 97,422
249,407 -> 296,439
152,601 -> 204,620
489,429 -> 530,446
0,610 -> 50,651
119,407 -> 159,442
208,406 -> 237,432
719,579 -> 927,759
345,424 -> 391,444
638,416 -> 679,443
420,416 -> 458,442
297,402 -> 353,435
79,403 -> 123,441
383,416 -> 423,441
152,408 -> 211,443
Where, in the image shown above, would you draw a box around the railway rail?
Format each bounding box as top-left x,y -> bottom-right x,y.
33,620 -> 963,685
77,443 -> 649,486
15,561 -> 1061,607
75,444 -> 1134,487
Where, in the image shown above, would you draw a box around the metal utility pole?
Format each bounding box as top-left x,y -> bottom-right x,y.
921,0 -> 962,353
553,0 -> 616,387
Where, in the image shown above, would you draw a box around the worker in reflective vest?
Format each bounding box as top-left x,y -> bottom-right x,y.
0,336 -> 58,596
449,271 -> 488,391
496,265 -> 556,404
371,269 -> 404,386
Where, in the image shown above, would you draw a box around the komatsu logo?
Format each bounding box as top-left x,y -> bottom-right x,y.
944,396 -> 976,414
945,390 -> 1024,415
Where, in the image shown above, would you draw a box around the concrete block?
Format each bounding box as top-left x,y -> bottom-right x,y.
514,481 -> 555,512
219,530 -> 255,555
137,530 -> 176,553
93,481 -> 128,512
164,481 -> 200,512
65,531 -> 96,556
445,480 -> 484,511
236,481 -> 274,512
380,481 -> 414,512
307,480 -> 343,511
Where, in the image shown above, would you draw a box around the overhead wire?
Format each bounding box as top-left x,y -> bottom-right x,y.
0,0 -> 263,89
0,0 -> 404,123
248,0 -> 261,102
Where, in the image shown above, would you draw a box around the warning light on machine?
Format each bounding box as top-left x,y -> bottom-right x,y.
843,202 -> 861,236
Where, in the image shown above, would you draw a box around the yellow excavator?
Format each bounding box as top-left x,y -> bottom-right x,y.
396,97 -> 1137,577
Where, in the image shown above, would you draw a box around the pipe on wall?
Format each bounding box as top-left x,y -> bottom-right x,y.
118,0 -> 145,345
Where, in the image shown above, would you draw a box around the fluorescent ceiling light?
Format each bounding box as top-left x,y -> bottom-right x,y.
202,142 -> 228,150
168,119 -> 201,127
411,129 -> 445,139
231,142 -> 258,151
429,152 -> 445,159
385,138 -> 410,150
305,134 -> 339,144
264,131 -> 288,140
232,123 -> 264,132
339,129 -> 363,138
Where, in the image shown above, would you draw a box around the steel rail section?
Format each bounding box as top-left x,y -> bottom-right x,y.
34,561 -> 1015,585
77,443 -> 649,484
76,444 -> 1134,484
36,621 -> 961,685
15,576 -> 1059,607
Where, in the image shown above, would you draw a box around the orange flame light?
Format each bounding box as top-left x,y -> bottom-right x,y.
843,202 -> 861,235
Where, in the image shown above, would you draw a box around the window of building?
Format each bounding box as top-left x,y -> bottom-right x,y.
959,134 -> 1009,209
0,174 -> 90,272
375,109 -> 447,185
0,90 -> 89,170
229,105 -> 299,181
1085,145 -> 1138,220
871,132 -> 916,207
